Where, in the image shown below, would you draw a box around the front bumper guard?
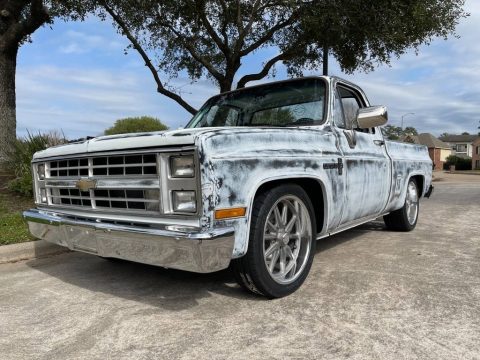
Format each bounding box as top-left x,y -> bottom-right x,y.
23,209 -> 235,273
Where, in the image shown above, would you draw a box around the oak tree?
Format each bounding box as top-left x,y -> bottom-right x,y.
92,0 -> 467,115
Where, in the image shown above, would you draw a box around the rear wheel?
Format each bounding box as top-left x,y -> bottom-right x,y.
232,184 -> 316,298
384,179 -> 419,231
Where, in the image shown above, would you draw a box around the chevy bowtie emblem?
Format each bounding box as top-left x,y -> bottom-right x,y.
75,178 -> 97,192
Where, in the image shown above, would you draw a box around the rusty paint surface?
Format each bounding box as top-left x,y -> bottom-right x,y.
32,76 -> 433,260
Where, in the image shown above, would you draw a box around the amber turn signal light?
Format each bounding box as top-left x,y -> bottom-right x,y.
215,207 -> 246,220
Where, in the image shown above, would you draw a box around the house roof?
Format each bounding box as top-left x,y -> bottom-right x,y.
438,134 -> 479,143
403,133 -> 451,149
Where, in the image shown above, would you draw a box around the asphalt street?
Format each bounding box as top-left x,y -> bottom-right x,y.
0,174 -> 479,359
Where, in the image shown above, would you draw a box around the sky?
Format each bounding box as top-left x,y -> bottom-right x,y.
16,0 -> 480,139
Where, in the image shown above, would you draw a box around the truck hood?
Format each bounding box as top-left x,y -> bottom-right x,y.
33,128 -> 214,159
33,126 -> 334,160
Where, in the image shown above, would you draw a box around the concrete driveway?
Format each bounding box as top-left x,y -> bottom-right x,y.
1,175 -> 479,359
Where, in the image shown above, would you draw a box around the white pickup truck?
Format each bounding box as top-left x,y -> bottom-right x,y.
24,76 -> 433,298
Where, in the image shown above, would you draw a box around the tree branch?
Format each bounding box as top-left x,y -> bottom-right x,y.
154,10 -> 225,83
239,16 -> 295,57
196,1 -> 229,56
1,0 -> 49,51
236,51 -> 292,88
101,2 -> 197,115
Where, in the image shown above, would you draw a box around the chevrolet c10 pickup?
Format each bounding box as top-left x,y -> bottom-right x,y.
24,76 -> 433,298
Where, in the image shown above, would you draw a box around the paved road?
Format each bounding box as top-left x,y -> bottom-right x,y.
1,177 -> 479,359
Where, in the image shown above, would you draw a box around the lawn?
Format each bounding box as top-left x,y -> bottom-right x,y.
0,173 -> 35,245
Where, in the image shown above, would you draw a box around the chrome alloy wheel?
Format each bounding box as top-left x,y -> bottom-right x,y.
406,181 -> 419,225
262,195 -> 312,285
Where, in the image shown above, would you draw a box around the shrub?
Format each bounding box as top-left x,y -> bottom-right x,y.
444,155 -> 472,171
104,116 -> 169,135
4,131 -> 67,196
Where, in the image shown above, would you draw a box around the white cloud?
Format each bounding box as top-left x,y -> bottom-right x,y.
16,0 -> 480,139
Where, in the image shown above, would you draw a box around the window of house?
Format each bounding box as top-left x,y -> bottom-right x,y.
456,144 -> 467,152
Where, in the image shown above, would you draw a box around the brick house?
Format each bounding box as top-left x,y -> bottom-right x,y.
403,133 -> 452,170
472,137 -> 480,170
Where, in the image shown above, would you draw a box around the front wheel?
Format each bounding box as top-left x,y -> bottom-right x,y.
384,179 -> 419,231
232,184 -> 316,298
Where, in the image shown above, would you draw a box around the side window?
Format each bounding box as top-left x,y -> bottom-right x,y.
338,86 -> 362,130
332,89 -> 345,128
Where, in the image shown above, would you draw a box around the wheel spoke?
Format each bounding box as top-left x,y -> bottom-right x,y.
269,249 -> 280,272
274,207 -> 282,225
284,245 -> 296,261
264,233 -> 276,241
265,242 -> 279,257
279,247 -> 286,276
267,220 -> 277,232
284,256 -> 297,276
281,203 -> 288,225
285,214 -> 297,233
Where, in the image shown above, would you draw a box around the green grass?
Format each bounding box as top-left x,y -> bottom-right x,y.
0,173 -> 36,245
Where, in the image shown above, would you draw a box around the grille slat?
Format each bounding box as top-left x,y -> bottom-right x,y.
48,154 -> 158,178
45,153 -> 160,213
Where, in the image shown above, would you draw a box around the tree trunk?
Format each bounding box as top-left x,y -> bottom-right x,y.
0,47 -> 18,164
322,43 -> 328,76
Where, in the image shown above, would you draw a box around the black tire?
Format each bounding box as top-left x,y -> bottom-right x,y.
232,184 -> 317,298
384,179 -> 419,232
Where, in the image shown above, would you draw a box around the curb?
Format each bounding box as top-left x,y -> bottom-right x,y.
0,240 -> 69,264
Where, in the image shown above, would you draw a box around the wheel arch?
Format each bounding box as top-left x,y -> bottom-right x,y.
248,176 -> 328,237
409,174 -> 425,197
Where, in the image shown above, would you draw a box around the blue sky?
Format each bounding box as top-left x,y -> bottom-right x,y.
16,0 -> 480,138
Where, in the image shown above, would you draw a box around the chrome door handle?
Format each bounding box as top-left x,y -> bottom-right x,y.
374,140 -> 385,146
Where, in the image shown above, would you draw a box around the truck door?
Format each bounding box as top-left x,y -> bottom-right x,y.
333,83 -> 391,225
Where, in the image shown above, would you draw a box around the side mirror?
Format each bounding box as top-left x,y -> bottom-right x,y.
356,106 -> 388,129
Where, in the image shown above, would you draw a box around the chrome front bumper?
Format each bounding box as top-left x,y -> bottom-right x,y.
23,209 -> 235,273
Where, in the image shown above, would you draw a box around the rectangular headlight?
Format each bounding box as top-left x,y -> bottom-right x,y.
40,188 -> 47,203
172,191 -> 196,212
37,163 -> 45,180
170,156 -> 194,178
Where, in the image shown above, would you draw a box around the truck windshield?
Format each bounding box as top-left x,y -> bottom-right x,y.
186,78 -> 326,128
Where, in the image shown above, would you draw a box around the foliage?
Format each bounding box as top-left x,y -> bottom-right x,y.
0,193 -> 35,245
381,125 -> 419,140
445,155 -> 472,171
4,131 -> 66,196
104,116 -> 169,135
69,0 -> 467,114
251,108 -> 295,126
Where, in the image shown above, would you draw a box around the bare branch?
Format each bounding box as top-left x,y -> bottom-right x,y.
239,16 -> 295,57
101,2 -> 197,115
236,51 -> 292,88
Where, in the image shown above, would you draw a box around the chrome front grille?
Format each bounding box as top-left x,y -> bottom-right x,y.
43,153 -> 161,214
48,154 -> 157,178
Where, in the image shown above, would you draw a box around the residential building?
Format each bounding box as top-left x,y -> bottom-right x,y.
473,137 -> 480,170
439,134 -> 479,158
402,133 -> 452,170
